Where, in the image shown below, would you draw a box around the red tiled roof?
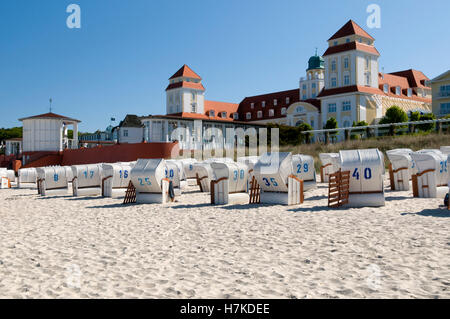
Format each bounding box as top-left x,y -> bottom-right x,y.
19,112 -> 81,122
323,42 -> 380,56
165,81 -> 205,91
169,64 -> 202,80
237,89 -> 301,122
328,20 -> 374,41
388,69 -> 430,89
317,81 -> 431,103
204,100 -> 239,121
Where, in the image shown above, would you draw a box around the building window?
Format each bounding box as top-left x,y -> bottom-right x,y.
286,97 -> 290,104
221,112 -> 227,118
257,111 -> 263,118
191,91 -> 196,102
310,120 -> 314,128
296,106 -> 304,113
302,84 -> 307,90
333,41 -> 338,46
210,110 -> 215,117
440,103 -> 450,115
251,103 -> 254,109
281,107 -> 287,115
312,83 -> 316,89
365,56 -> 370,69
191,103 -> 197,113
273,99 -> 277,106
407,88 -> 412,97
233,113 -> 239,120
346,38 -> 350,43
302,94 -> 307,100
262,101 -> 266,107
246,112 -> 251,120
396,86 -> 401,95
331,60 -> 336,71
312,93 -> 316,98
342,101 -> 351,111
344,75 -> 350,86
328,103 -> 337,113
440,85 -> 450,97
343,120 -> 351,128
383,84 -> 389,93
331,77 -> 337,87
269,109 -> 274,117
365,73 -> 371,86
344,57 -> 349,69
123,130 -> 129,137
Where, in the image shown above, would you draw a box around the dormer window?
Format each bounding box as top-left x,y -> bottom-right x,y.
209,110 -> 215,117
250,103 -> 254,109
383,84 -> 389,93
233,113 -> 239,120
262,101 -> 266,107
273,99 -> 277,106
396,86 -> 401,95
269,109 -> 274,117
221,112 -> 227,118
246,112 -> 251,120
407,88 -> 412,97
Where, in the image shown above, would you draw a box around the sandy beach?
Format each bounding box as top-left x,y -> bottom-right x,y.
0,178 -> 449,299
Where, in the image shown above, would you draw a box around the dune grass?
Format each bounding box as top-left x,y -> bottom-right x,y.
279,132 -> 450,171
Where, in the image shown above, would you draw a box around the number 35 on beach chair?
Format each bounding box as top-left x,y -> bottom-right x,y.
252,152 -> 304,206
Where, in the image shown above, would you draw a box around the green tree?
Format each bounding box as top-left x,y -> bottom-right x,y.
409,111 -> 421,122
351,120 -> 368,139
379,106 -> 408,124
324,117 -> 338,130
417,113 -> 436,132
0,127 -> 23,142
266,123 -> 313,146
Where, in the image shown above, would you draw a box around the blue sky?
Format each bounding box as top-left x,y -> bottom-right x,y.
0,0 -> 449,132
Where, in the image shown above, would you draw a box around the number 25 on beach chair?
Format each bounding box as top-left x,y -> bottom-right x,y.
129,158 -> 173,204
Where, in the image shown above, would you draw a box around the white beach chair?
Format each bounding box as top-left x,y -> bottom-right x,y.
17,168 -> 38,188
292,154 -> 317,191
319,153 -> 340,183
386,149 -> 415,191
411,151 -> 448,198
253,152 -> 304,206
130,158 -> 172,204
36,166 -> 70,196
71,164 -> 103,197
210,162 -> 250,205
339,149 -> 385,207
101,163 -> 134,198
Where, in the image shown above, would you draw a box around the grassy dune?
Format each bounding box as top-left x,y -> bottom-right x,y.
279,133 -> 450,171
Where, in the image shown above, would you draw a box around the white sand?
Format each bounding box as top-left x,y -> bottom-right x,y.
0,179 -> 449,299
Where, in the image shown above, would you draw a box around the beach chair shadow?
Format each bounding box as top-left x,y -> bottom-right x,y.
171,203 -> 212,209
37,195 -> 73,200
385,195 -> 412,202
87,202 -> 138,209
401,208 -> 450,218
66,196 -> 102,201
